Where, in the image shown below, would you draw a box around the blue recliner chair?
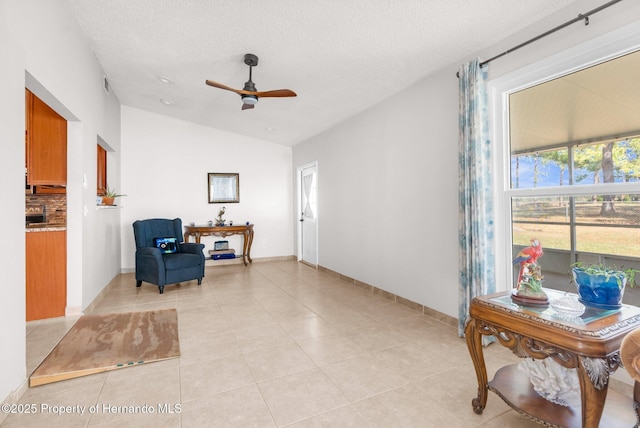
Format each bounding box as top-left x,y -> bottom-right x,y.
132,218 -> 205,294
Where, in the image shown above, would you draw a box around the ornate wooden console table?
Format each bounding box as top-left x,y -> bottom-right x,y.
183,224 -> 254,266
465,288 -> 640,428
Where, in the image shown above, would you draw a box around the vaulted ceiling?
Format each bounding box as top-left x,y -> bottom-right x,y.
66,0 -> 581,146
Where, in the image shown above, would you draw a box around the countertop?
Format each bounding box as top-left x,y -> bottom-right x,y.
26,223 -> 66,232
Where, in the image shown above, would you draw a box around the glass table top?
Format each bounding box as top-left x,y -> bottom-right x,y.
488,288 -> 640,328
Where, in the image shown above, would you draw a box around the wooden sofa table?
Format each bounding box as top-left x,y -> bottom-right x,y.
183,224 -> 254,266
465,288 -> 640,428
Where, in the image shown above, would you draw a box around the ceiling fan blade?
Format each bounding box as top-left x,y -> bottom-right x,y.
207,55 -> 297,109
254,89 -> 297,98
205,80 -> 246,95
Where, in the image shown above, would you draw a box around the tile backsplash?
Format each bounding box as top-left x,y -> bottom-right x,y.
26,194 -> 66,225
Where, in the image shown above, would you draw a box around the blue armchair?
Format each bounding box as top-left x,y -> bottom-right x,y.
132,218 -> 205,294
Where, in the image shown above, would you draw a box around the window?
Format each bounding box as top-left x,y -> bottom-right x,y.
97,143 -> 107,195
511,141 -> 640,189
505,51 -> 640,291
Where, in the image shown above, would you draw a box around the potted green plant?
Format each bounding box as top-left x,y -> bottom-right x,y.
571,262 -> 638,309
100,185 -> 126,206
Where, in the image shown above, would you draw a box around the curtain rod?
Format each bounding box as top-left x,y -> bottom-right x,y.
457,0 -> 624,77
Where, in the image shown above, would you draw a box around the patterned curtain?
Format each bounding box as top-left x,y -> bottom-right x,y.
458,59 -> 495,337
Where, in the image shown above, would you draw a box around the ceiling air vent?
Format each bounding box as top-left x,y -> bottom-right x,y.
103,76 -> 110,94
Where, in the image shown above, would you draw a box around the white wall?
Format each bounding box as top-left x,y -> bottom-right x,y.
0,0 -> 28,406
0,0 -> 121,406
293,1 -> 640,319
293,69 -> 460,317
120,107 -> 294,268
479,0 -> 640,82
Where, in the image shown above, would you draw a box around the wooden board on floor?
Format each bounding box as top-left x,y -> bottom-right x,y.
30,309 -> 180,387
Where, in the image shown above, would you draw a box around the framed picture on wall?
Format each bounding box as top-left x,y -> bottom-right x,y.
208,173 -> 239,203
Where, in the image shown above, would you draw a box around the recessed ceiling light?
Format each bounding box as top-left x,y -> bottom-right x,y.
157,75 -> 173,84
265,127 -> 275,132
160,98 -> 174,105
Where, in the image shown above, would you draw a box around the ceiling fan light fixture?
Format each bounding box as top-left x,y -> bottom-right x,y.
205,54 -> 295,110
242,95 -> 258,105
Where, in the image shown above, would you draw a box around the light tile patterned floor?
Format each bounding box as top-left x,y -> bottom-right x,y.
7,261 -> 560,427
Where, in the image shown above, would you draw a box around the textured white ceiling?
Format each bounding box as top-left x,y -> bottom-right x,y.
66,0 -> 578,146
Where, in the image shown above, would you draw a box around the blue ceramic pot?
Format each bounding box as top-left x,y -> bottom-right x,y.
572,267 -> 626,309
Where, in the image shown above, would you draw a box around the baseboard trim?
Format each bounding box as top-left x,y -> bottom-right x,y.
317,264 -> 458,329
82,276 -> 117,315
205,255 -> 296,267
0,378 -> 28,425
65,306 -> 83,317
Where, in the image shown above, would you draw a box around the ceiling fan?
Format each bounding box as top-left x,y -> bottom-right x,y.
205,54 -> 297,110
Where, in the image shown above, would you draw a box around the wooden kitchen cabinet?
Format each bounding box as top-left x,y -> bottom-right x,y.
26,231 -> 66,321
25,89 -> 67,186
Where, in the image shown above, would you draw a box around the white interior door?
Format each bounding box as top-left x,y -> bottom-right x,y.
299,163 -> 318,267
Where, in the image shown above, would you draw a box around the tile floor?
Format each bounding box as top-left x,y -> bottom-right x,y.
4,260 -> 617,427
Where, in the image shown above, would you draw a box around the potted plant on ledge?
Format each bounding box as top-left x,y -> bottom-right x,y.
572,262 -> 638,309
100,185 -> 126,206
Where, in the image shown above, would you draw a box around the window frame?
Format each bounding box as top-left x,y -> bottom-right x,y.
488,23 -> 640,292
